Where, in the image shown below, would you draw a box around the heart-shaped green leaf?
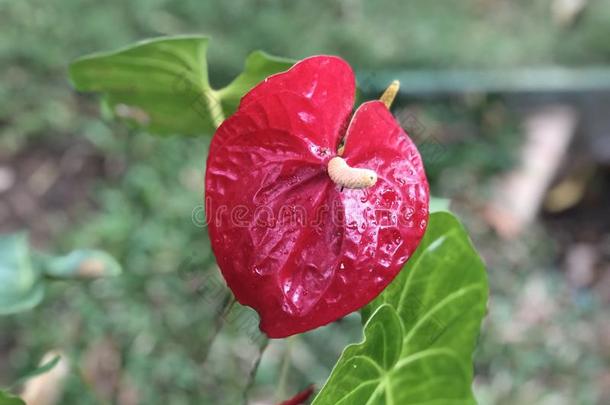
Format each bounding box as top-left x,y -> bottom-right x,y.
69,36 -> 294,135
0,391 -> 25,405
0,234 -> 44,315
313,211 -> 488,404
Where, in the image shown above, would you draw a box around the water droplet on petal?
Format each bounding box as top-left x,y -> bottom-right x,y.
253,265 -> 270,276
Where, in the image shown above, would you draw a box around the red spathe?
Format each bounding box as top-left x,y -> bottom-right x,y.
205,56 -> 429,338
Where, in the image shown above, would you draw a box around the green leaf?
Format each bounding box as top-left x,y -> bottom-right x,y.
313,212 -> 488,405
0,234 -> 44,315
0,391 -> 25,405
69,36 -> 217,134
69,36 -> 294,135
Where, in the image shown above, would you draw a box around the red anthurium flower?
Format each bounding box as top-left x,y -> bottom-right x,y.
205,56 -> 429,338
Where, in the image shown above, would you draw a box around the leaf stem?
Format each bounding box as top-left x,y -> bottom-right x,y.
207,89 -> 226,129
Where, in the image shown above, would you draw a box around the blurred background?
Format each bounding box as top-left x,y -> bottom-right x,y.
1,0 -> 609,404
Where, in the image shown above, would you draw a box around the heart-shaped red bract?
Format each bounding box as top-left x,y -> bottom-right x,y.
205,56 -> 429,338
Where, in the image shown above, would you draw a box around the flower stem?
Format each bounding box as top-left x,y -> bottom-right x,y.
199,291 -> 235,364
242,337 -> 270,405
275,336 -> 295,402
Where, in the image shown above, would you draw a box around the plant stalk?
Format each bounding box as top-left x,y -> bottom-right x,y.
200,291 -> 236,364
275,336 -> 295,402
242,337 -> 270,405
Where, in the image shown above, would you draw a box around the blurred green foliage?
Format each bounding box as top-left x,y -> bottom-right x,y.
1,0 -> 609,404
0,234 -> 44,315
